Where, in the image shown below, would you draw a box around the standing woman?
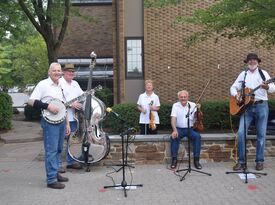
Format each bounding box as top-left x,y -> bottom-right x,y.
137,80 -> 160,134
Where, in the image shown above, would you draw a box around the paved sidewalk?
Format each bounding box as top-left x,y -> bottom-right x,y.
0,141 -> 275,205
1,114 -> 275,205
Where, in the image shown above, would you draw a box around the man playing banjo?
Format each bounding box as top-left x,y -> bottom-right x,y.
28,62 -> 70,189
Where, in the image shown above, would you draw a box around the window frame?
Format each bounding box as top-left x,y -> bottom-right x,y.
124,37 -> 144,79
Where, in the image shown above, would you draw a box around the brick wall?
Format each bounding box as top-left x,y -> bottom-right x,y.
144,1 -> 275,103
58,5 -> 113,58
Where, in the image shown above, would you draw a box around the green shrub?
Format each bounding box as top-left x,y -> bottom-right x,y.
24,104 -> 41,121
103,103 -> 139,133
95,87 -> 114,107
102,101 -> 240,133
0,92 -> 13,130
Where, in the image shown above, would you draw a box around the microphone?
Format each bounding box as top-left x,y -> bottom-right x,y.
106,107 -> 126,122
106,107 -> 119,117
121,127 -> 136,136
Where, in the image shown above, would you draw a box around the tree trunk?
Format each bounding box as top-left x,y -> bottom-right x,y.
46,41 -> 58,64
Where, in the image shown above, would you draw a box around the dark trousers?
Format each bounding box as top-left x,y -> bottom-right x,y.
140,124 -> 158,135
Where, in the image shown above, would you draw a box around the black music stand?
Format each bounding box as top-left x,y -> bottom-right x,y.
176,104 -> 211,181
226,71 -> 267,183
104,128 -> 143,197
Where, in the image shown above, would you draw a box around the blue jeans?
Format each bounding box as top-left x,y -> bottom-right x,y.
66,121 -> 78,165
237,101 -> 268,164
41,118 -> 66,184
170,127 -> 201,158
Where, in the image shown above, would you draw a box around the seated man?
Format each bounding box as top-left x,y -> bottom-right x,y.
170,90 -> 202,170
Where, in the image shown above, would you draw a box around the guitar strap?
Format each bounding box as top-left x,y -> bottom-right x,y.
258,68 -> 266,81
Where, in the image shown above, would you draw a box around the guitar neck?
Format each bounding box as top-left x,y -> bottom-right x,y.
247,77 -> 275,95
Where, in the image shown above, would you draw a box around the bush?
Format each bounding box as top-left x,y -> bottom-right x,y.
24,104 -> 41,121
103,103 -> 139,133
102,101 -> 240,133
95,87 -> 114,107
0,92 -> 13,130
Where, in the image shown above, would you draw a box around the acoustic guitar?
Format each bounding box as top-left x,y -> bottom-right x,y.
230,77 -> 275,116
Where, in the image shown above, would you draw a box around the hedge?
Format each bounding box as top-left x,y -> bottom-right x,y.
0,92 -> 13,130
102,101 -> 242,134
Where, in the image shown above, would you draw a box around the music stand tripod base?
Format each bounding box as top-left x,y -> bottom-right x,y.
176,163 -> 212,181
103,129 -> 143,197
226,168 -> 267,183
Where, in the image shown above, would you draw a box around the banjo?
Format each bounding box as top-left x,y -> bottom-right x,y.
42,85 -> 102,124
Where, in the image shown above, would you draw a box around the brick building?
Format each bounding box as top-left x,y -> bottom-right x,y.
58,0 -> 275,104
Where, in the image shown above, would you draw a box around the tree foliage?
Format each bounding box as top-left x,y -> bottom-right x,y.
12,35 -> 48,86
146,0 -> 275,48
17,0 -> 71,63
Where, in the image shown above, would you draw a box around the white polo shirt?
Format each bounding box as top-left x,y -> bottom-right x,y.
137,92 -> 160,124
30,77 -> 64,103
59,77 -> 84,121
171,101 -> 197,128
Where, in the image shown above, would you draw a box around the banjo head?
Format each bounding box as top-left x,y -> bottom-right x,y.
42,99 -> 66,124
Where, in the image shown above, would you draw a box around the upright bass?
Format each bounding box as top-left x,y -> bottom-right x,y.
193,80 -> 211,132
68,52 -> 110,170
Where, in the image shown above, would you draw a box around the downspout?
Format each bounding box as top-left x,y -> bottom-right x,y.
115,0 -> 121,104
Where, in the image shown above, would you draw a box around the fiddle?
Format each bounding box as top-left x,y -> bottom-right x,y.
149,100 -> 157,131
193,80 -> 211,132
193,104 -> 204,132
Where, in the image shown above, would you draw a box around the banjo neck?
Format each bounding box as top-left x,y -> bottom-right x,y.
64,85 -> 102,107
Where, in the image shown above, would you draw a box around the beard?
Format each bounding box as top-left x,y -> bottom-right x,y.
248,63 -> 258,71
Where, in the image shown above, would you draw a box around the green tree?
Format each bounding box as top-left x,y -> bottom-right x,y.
145,0 -> 275,48
12,35 -> 48,86
17,0 -> 71,63
0,44 -> 13,90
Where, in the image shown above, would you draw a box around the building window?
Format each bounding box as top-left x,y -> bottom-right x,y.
125,38 -> 143,79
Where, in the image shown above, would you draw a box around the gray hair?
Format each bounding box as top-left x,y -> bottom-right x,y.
177,90 -> 189,97
48,62 -> 61,72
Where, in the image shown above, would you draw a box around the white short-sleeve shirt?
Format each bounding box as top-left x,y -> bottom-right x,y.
30,77 -> 64,103
59,77 -> 84,121
137,92 -> 160,124
170,101 -> 197,128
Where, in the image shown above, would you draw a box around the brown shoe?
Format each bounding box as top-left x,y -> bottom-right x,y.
47,182 -> 65,189
233,163 -> 245,171
57,173 -> 69,182
58,166 -> 66,173
255,163 -> 264,171
67,163 -> 82,170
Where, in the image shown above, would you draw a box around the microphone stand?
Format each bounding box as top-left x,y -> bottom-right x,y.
176,103 -> 211,181
226,69 -> 267,183
104,112 -> 143,197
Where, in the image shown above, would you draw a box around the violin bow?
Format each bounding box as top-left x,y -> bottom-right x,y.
196,79 -> 211,105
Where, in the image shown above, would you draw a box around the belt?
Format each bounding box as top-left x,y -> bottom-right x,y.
254,100 -> 264,105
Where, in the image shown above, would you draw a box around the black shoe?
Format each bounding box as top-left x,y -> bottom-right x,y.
47,182 -> 65,189
233,163 -> 245,171
255,163 -> 264,171
194,157 -> 202,169
57,173 -> 69,182
170,157 -> 177,169
67,163 -> 82,170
